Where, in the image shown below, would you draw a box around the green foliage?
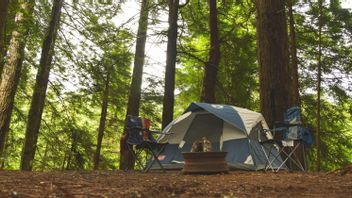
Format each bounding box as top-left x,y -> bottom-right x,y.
175,0 -> 259,115
294,0 -> 352,170
2,1 -> 133,170
302,94 -> 352,170
2,0 -> 351,171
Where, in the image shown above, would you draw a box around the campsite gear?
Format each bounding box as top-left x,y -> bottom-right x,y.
125,115 -> 171,172
157,103 -> 285,171
182,152 -> 229,174
262,107 -> 313,172
191,137 -> 212,152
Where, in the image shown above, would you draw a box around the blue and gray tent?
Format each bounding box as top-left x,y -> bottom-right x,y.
157,102 -> 285,170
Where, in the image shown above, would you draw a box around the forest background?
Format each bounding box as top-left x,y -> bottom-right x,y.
0,0 -> 351,172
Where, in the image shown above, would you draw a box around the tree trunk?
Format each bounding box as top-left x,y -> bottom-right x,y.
40,143 -> 48,171
66,129 -> 78,170
287,0 -> 306,171
21,0 -> 63,171
1,0 -> 18,77
201,0 -> 220,103
0,1 -> 34,165
119,0 -> 149,170
61,152 -> 66,170
255,0 -> 290,128
316,0 -> 323,172
93,73 -> 110,170
288,0 -> 300,107
0,0 -> 9,74
162,0 -> 179,129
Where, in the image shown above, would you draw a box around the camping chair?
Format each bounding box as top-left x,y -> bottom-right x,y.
125,115 -> 171,172
261,107 -> 313,172
256,124 -> 285,171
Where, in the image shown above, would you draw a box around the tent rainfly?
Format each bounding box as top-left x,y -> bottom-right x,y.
156,102 -> 285,170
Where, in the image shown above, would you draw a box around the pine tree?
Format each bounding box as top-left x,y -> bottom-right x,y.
316,0 -> 323,172
288,0 -> 300,107
201,0 -> 220,103
255,0 -> 290,127
94,73 -> 109,170
162,0 -> 179,129
21,0 -> 63,171
0,1 -> 34,164
120,0 -> 150,170
0,0 -> 10,74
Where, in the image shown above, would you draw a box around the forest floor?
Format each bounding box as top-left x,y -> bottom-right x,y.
0,165 -> 351,198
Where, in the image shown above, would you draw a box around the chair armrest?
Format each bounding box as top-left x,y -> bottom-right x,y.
150,130 -> 174,135
128,127 -> 167,133
263,128 -> 286,134
274,121 -> 301,127
163,132 -> 174,135
272,127 -> 287,132
129,126 -> 143,130
264,127 -> 287,139
274,121 -> 286,125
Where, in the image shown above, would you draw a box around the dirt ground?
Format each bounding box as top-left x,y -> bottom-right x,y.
0,167 -> 351,198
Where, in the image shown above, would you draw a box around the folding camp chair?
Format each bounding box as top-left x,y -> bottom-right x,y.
260,107 -> 313,172
256,124 -> 286,171
125,115 -> 170,172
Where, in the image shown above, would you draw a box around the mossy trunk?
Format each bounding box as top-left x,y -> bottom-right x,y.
0,1 -> 34,166
0,0 -> 9,74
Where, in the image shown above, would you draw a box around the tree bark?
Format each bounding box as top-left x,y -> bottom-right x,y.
93,73 -> 109,170
0,0 -> 18,77
286,0 -> 306,171
288,0 -> 300,107
162,0 -> 179,129
0,0 -> 9,75
316,0 -> 323,172
0,1 -> 34,165
66,130 -> 77,170
119,0 -> 149,170
255,0 -> 290,128
21,0 -> 63,171
201,0 -> 220,103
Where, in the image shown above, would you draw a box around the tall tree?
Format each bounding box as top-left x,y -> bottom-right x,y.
93,72 -> 109,170
287,0 -> 306,171
288,0 -> 300,107
293,0 -> 352,170
119,0 -> 149,170
255,0 -> 290,127
316,0 -> 323,172
201,0 -> 220,103
176,1 -> 258,110
0,1 -> 34,164
0,0 -> 9,75
21,0 -> 63,171
161,0 -> 179,129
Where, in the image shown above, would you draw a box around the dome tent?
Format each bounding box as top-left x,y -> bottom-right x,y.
157,102 -> 284,170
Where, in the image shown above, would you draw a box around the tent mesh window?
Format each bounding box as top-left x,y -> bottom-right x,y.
183,113 -> 223,144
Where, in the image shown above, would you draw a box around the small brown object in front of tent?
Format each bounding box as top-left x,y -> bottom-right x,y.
191,137 -> 212,152
191,140 -> 203,152
202,137 -> 212,152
